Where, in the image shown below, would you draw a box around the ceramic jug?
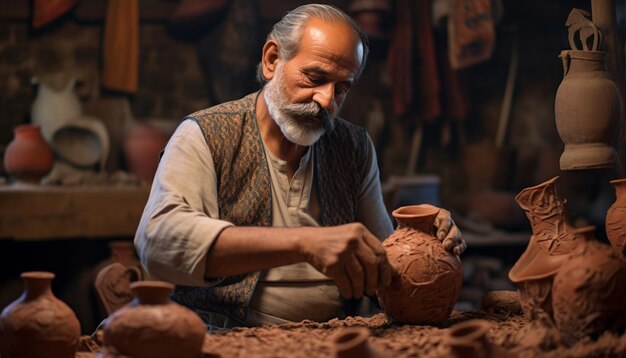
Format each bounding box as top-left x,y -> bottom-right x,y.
3,124 -> 54,184
554,9 -> 622,170
103,280 -> 206,358
0,272 -> 81,358
606,178 -> 626,257
376,204 -> 463,324
31,76 -> 82,143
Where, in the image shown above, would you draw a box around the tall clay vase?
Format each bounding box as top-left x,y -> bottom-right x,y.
445,319 -> 513,358
606,178 -> 626,257
3,124 -> 54,184
103,280 -> 206,358
508,176 -> 583,324
0,272 -> 81,358
376,204 -> 463,324
123,121 -> 169,184
552,233 -> 626,345
331,327 -> 388,358
554,50 -> 622,170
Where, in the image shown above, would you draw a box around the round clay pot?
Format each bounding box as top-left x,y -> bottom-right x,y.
123,122 -> 169,184
103,280 -> 206,358
3,124 -> 54,184
606,178 -> 626,257
0,272 -> 81,358
555,50 -> 621,170
331,327 -> 387,358
376,204 -> 463,324
51,115 -> 110,171
552,239 -> 626,345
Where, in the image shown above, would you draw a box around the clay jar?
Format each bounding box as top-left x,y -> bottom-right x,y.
123,121 -> 169,184
3,124 -> 54,184
376,204 -> 463,324
552,238 -> 626,345
445,319 -> 512,357
331,327 -> 388,358
103,280 -> 206,358
606,178 -> 626,257
0,272 -> 81,358
555,50 -> 621,170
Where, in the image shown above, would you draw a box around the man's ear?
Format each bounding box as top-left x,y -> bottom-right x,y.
261,40 -> 280,81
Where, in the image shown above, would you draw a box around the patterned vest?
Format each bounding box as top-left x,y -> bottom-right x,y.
172,92 -> 370,323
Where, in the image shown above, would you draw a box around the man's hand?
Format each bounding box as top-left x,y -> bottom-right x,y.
432,205 -> 466,255
298,223 -> 393,300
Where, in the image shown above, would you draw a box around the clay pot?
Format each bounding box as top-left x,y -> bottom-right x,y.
3,124 -> 54,184
331,327 -> 387,358
51,115 -> 110,171
606,178 -> 626,257
103,280 -> 206,358
552,238 -> 626,345
123,122 -> 169,184
508,176 -> 583,322
554,50 -> 621,170
376,204 -> 463,324
445,319 -> 512,357
0,272 -> 81,358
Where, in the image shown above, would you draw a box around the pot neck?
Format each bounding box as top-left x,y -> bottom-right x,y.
22,272 -> 54,300
392,205 -> 439,235
130,281 -> 174,305
611,179 -> 626,199
561,50 -> 607,75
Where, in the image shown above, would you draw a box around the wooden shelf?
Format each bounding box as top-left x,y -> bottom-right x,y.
0,184 -> 150,240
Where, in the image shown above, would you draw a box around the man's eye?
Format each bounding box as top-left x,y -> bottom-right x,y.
336,84 -> 350,95
306,74 -> 323,84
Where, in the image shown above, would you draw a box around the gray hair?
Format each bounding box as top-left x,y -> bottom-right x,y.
256,4 -> 369,84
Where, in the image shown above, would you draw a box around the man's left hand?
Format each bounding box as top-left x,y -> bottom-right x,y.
432,206 -> 466,255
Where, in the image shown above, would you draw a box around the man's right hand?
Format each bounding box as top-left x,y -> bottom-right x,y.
297,223 -> 393,300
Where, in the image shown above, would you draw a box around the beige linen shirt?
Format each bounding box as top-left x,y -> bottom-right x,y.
135,119 -> 393,326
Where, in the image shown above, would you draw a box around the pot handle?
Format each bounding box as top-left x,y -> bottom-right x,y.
560,51 -> 571,76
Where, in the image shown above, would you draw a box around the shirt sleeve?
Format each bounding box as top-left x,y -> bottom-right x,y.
356,134 -> 395,241
134,119 -> 233,286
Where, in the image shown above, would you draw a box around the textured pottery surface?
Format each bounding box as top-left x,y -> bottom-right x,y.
3,124 -> 54,183
552,239 -> 626,344
509,176 -> 583,323
103,280 -> 206,358
331,327 -> 388,358
31,76 -> 82,142
0,272 -> 81,358
606,178 -> 626,257
377,205 -> 463,324
554,9 -> 622,170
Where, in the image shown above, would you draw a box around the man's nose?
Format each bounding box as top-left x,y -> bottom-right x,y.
313,83 -> 335,110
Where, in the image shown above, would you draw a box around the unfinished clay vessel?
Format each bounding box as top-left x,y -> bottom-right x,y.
509,176 -> 583,323
376,204 -> 463,324
3,124 -> 54,184
445,319 -> 512,357
555,9 -> 622,170
606,178 -> 626,257
331,327 -> 388,358
103,280 -> 206,358
0,272 -> 81,358
552,235 -> 626,345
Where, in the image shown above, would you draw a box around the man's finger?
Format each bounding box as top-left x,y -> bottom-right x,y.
378,253 -> 394,288
345,253 -> 365,299
355,241 -> 379,296
334,269 -> 354,300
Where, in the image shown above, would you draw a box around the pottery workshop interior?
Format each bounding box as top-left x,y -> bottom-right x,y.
1,0 -> 626,357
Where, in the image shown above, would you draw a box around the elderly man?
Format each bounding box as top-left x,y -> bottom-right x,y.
134,4 -> 464,329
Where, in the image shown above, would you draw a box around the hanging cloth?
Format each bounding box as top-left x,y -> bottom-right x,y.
448,0 -> 495,69
32,0 -> 77,29
102,0 -> 139,94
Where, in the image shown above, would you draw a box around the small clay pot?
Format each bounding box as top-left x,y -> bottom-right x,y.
103,280 -> 206,358
3,124 -> 54,184
123,121 -> 169,184
376,204 -> 463,324
331,327 -> 387,358
445,319 -> 512,357
0,272 -> 81,358
606,178 -> 626,257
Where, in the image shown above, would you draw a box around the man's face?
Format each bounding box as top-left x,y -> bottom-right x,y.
263,18 -> 364,146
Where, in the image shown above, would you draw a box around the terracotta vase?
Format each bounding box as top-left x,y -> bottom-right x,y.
376,204 -> 463,324
3,124 -> 54,184
445,319 -> 512,357
0,272 -> 81,358
123,121 -> 169,184
508,176 -> 583,324
103,280 -> 206,358
606,178 -> 626,257
552,235 -> 626,345
331,327 -> 388,358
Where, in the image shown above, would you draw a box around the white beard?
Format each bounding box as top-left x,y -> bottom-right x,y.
263,63 -> 334,146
